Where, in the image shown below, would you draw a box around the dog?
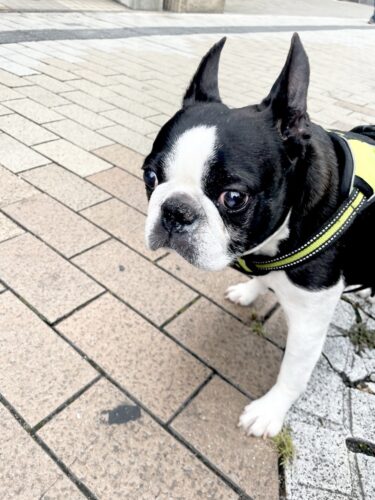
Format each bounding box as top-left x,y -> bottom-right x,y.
143,34 -> 375,437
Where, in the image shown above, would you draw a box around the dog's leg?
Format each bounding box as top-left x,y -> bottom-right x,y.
226,278 -> 267,306
239,273 -> 344,437
356,288 -> 375,304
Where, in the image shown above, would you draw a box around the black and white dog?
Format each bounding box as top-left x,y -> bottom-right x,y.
143,34 -> 375,437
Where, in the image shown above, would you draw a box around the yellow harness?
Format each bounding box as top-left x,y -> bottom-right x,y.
233,131 -> 375,276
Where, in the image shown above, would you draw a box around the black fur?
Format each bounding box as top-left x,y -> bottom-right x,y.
143,34 -> 375,292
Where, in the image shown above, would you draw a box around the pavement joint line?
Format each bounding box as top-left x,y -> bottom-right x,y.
48,323 -> 254,499
0,25 -> 373,46
68,236 -> 112,260
31,375 -> 102,434
0,393 -> 98,500
159,294 -> 202,329
50,290 -> 107,328
77,195 -> 113,213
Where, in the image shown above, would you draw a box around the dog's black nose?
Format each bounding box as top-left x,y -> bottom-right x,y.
161,194 -> 198,234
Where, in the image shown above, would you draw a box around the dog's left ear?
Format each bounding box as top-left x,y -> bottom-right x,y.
264,33 -> 311,155
183,37 -> 226,107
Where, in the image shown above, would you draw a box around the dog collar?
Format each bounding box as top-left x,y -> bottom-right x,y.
232,130 -> 375,276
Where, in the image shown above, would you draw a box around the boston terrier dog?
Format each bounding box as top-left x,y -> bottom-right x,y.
143,34 -> 375,437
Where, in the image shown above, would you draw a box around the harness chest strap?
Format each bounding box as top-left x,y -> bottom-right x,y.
233,135 -> 375,276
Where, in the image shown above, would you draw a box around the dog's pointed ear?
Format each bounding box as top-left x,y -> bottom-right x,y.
183,37 -> 226,107
264,33 -> 311,152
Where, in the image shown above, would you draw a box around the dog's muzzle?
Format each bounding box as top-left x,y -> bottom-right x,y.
160,193 -> 200,234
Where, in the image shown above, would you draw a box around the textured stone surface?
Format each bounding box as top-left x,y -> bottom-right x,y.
172,376 -> 279,499
0,113 -> 57,145
0,292 -> 97,426
166,297 -> 282,398
45,119 -> 113,151
93,143 -> 144,178
0,233 -> 103,323
38,378 -> 237,499
357,454 -> 375,500
351,389 -> 375,443
263,306 -> 288,348
82,198 -> 164,260
0,165 -> 38,207
73,239 -> 197,325
21,164 -> 110,211
3,98 -> 62,123
0,404 -> 84,498
159,252 -> 277,324
0,213 -> 24,243
58,293 -> 210,421
0,133 -> 49,172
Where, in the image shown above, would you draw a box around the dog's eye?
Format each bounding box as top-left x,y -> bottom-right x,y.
219,191 -> 249,211
143,169 -> 158,189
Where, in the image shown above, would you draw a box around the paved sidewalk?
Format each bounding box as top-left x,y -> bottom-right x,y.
0,3 -> 374,500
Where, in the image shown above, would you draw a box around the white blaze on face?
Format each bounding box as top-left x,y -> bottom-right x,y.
145,125 -> 232,270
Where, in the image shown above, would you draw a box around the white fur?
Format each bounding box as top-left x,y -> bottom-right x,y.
226,279 -> 267,306
244,211 -> 291,257
228,272 -> 344,437
145,126 -> 232,270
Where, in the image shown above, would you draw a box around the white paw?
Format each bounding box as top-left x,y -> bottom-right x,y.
357,288 -> 375,304
225,281 -> 261,306
238,390 -> 289,438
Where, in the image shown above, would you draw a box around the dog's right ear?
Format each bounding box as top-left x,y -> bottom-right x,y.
183,37 -> 226,108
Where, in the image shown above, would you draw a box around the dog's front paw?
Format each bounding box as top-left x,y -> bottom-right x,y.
225,281 -> 262,306
357,288 -> 375,304
238,389 -> 289,438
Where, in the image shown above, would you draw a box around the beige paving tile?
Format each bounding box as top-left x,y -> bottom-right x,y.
38,378 -> 236,500
81,198 -> 163,260
0,404 -> 85,499
62,90 -> 113,112
58,293 -> 210,421
159,252 -> 277,324
73,239 -> 197,325
4,193 -> 108,258
99,124 -> 153,155
264,307 -> 288,349
45,118 -> 113,151
0,69 -> 28,87
166,298 -> 282,398
172,376 -> 279,500
0,165 -> 38,207
149,113 -> 169,127
21,164 -> 110,211
3,98 -> 63,123
0,292 -> 98,426
26,73 -> 74,93
55,103 -> 114,130
93,143 -> 144,178
0,233 -> 103,323
17,85 -> 70,107
0,213 -> 23,243
34,139 -> 113,177
0,83 -> 22,100
101,108 -> 158,135
0,104 -> 12,116
0,113 -> 57,146
0,133 -> 49,172
88,167 -> 148,213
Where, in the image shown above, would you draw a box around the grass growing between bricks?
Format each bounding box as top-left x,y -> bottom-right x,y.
272,427 -> 295,467
348,322 -> 375,352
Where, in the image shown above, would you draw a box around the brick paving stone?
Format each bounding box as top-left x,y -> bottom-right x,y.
0,83 -> 22,101
0,133 -> 49,172
3,98 -> 63,123
17,85 -> 70,107
99,124 -> 153,156
172,376 -> 279,500
166,297 -> 282,398
55,103 -> 114,130
0,104 -> 12,115
0,113 -> 57,146
88,166 -> 148,213
73,239 -> 197,325
0,233 -> 103,323
0,404 -> 85,499
263,307 -> 288,348
38,378 -> 237,500
350,389 -> 375,443
93,143 -> 144,178
81,198 -> 164,260
0,69 -> 28,87
0,292 -> 98,426
26,73 -> 74,93
45,119 -> 113,151
159,252 -> 277,324
3,193 -> 108,258
0,165 -> 38,207
0,58 -> 36,77
149,113 -> 170,127
34,139 -> 112,177
58,293 -> 211,421
0,213 -> 23,243
61,90 -> 114,112
101,108 -> 158,135
21,164 -> 110,211
357,454 -> 375,500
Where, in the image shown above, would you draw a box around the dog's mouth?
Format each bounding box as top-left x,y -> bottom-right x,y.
148,227 -> 199,265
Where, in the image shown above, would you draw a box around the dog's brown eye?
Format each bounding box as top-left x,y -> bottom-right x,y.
144,169 -> 158,189
219,191 -> 249,211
